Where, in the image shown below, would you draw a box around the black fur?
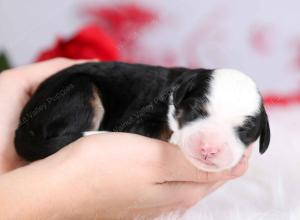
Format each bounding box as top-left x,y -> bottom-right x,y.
236,104 -> 270,153
172,70 -> 212,127
14,62 -> 270,161
259,107 -> 271,154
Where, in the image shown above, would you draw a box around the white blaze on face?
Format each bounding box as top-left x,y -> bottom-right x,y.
169,69 -> 262,172
208,69 -> 261,119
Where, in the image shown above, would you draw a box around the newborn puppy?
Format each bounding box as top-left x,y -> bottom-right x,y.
15,62 -> 270,172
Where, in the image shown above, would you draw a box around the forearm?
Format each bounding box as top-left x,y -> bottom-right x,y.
0,158 -> 83,220
0,140 -> 126,220
0,133 -> 250,220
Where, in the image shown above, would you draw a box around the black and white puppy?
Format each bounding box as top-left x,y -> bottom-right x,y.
15,62 -> 270,172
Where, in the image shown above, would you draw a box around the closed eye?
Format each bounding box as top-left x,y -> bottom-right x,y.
244,116 -> 257,128
238,116 -> 257,135
187,98 -> 208,117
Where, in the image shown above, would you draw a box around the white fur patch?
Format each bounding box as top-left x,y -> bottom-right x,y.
167,94 -> 179,132
83,131 -> 108,136
207,69 -> 261,122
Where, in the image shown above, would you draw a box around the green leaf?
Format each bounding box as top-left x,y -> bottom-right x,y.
0,52 -> 11,72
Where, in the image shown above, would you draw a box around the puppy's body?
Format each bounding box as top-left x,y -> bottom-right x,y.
15,62 -> 270,171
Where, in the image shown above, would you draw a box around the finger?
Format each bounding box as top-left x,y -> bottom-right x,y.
5,58 -> 98,95
156,143 -> 254,183
189,147 -> 252,182
244,145 -> 254,158
229,146 -> 252,177
230,157 -> 249,178
23,58 -> 98,94
152,143 -> 242,184
7,58 -> 90,78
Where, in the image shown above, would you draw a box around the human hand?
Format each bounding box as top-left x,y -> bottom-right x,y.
0,132 -> 252,219
0,58 -> 92,173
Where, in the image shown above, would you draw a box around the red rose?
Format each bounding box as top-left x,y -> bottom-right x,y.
82,4 -> 157,62
36,24 -> 120,61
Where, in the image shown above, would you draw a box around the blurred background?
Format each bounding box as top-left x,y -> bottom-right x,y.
1,0 -> 300,96
1,1 -> 300,219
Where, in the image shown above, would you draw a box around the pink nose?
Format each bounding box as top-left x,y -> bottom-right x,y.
200,147 -> 220,160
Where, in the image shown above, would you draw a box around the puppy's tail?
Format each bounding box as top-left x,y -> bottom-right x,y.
15,73 -> 103,161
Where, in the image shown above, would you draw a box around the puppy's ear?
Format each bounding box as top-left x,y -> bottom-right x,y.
259,108 -> 271,154
173,74 -> 197,107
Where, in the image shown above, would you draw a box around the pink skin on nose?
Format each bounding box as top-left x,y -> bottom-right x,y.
187,133 -> 223,164
183,131 -> 236,170
199,147 -> 220,160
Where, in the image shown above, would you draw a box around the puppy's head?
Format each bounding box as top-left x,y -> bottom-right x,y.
168,69 -> 270,172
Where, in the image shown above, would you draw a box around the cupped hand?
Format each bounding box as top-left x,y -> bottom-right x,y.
0,132 -> 252,219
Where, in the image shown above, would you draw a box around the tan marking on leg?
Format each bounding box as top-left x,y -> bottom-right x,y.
159,126 -> 173,141
90,85 -> 105,130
